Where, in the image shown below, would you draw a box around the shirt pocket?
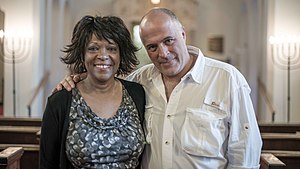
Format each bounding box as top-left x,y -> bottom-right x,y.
181,105 -> 227,157
144,104 -> 153,144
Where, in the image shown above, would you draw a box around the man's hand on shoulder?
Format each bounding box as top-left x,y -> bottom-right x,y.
52,73 -> 87,93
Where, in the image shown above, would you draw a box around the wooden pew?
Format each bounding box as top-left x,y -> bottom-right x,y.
0,117 -> 41,169
262,150 -> 300,169
0,126 -> 40,144
261,132 -> 300,151
36,130 -> 40,142
260,153 -> 286,169
0,144 -> 39,169
0,147 -> 24,169
0,117 -> 41,127
259,123 -> 300,133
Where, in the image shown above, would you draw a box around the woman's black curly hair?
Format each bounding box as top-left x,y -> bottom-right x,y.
61,15 -> 139,76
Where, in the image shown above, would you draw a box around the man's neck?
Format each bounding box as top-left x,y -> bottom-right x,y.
162,54 -> 197,101
162,75 -> 180,101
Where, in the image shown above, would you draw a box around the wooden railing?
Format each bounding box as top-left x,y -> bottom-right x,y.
258,78 -> 276,122
27,71 -> 50,117
260,153 -> 286,169
0,147 -> 24,169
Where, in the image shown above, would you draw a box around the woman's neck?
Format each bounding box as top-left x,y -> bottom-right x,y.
80,77 -> 118,94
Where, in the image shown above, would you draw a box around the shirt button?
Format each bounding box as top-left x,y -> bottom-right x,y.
165,141 -> 170,145
167,115 -> 171,118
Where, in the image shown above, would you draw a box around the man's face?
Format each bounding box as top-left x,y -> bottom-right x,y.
140,14 -> 190,79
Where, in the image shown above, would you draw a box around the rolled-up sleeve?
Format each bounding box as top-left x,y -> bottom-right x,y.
227,85 -> 262,169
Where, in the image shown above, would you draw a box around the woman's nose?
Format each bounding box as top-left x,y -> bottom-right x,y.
97,49 -> 109,60
98,55 -> 109,60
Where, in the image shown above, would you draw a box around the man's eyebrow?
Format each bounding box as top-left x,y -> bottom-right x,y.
147,36 -> 174,45
163,36 -> 175,40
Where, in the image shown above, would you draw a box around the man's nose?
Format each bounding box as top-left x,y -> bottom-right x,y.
158,44 -> 169,58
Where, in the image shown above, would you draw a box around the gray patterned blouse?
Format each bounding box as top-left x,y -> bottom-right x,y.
65,87 -> 145,169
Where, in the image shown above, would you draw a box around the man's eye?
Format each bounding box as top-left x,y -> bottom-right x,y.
147,45 -> 157,52
165,38 -> 175,45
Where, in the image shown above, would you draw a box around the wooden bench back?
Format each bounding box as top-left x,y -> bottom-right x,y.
259,123 -> 300,133
0,147 -> 24,169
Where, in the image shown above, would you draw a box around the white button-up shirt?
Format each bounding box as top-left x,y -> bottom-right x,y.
126,49 -> 262,169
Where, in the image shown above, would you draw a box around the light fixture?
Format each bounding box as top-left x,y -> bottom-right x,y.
0,30 -> 4,39
151,0 -> 160,5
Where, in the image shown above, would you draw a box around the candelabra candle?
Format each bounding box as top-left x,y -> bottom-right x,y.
269,35 -> 300,122
1,37 -> 32,64
0,30 -> 32,117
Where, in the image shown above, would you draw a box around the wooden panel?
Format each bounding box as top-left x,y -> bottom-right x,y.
0,126 -> 40,144
261,133 -> 300,151
0,117 -> 41,127
260,153 -> 286,169
259,123 -> 300,133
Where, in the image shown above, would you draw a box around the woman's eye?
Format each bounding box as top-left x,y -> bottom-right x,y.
87,46 -> 99,53
107,47 -> 117,52
106,46 -> 118,54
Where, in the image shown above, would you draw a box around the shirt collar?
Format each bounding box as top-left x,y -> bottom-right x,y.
183,49 -> 205,84
146,64 -> 161,82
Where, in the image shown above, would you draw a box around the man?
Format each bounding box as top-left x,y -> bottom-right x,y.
57,8 -> 262,169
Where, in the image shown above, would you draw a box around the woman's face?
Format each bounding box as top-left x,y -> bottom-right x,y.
84,34 -> 120,83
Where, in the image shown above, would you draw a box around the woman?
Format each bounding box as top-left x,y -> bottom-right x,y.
40,15 -> 145,169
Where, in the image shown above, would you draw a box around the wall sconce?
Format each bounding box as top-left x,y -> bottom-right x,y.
269,35 -> 300,122
0,29 -> 32,117
151,0 -> 160,5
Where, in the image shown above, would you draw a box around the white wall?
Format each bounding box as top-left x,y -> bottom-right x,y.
196,0 -> 242,62
196,0 -> 263,116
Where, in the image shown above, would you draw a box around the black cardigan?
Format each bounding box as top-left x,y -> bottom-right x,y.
39,79 -> 145,169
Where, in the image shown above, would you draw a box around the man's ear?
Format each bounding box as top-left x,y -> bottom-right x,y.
181,26 -> 186,41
